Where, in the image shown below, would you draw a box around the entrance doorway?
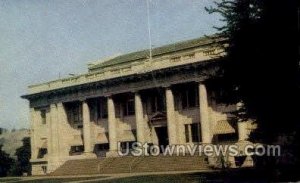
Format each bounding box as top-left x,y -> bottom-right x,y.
155,127 -> 169,152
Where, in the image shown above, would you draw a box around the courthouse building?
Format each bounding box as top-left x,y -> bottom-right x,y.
22,36 -> 253,175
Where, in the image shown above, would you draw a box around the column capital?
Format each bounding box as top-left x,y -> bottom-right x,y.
50,103 -> 57,108
56,102 -> 64,107
195,79 -> 205,84
103,94 -> 113,98
30,107 -> 36,112
131,89 -> 140,94
79,98 -> 87,102
163,84 -> 172,89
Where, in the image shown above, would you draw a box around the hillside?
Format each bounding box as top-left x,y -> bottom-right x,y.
0,129 -> 30,159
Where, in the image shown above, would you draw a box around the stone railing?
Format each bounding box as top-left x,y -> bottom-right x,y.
28,47 -> 223,95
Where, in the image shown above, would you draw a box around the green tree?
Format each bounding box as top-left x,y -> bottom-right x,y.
206,0 -> 300,180
9,137 -> 31,176
0,145 -> 14,177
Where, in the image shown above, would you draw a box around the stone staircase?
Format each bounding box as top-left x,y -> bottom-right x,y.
50,155 -> 209,176
50,159 -> 102,176
133,155 -> 208,172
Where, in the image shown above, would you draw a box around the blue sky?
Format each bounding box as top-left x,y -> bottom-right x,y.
0,0 -> 222,129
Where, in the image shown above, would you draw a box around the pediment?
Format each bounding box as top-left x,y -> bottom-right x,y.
149,112 -> 167,121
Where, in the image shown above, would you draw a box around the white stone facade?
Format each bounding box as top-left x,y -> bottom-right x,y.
22,36 -> 254,175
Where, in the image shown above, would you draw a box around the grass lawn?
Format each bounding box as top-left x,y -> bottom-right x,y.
85,174 -> 213,183
0,176 -> 107,183
0,169 -> 273,183
85,170 -> 269,183
0,178 -> 22,182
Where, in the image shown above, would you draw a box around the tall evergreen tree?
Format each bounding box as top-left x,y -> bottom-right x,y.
206,0 -> 300,179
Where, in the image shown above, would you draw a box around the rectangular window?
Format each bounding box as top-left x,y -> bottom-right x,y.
182,87 -> 199,109
40,110 -> 46,124
151,95 -> 166,113
185,123 -> 201,143
123,98 -> 135,116
151,97 -> 157,112
188,89 -> 196,108
182,92 -> 188,109
115,103 -> 121,118
191,123 -> 200,143
66,102 -> 82,126
127,99 -> 135,116
97,99 -> 108,119
101,101 -> 108,118
185,124 -> 190,143
71,104 -> 82,124
72,106 -> 80,124
37,148 -> 47,158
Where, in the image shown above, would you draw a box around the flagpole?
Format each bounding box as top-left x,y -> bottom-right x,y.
146,0 -> 152,60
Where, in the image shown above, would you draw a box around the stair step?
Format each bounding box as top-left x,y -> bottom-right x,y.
50,155 -> 209,176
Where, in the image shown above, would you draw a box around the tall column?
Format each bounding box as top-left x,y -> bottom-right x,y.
50,104 -> 59,158
135,92 -> 145,144
30,108 -> 37,159
107,96 -> 118,154
57,103 -> 68,157
236,102 -> 248,141
82,100 -> 93,154
48,104 -> 61,173
198,82 -> 212,144
238,121 -> 248,141
165,87 -> 177,145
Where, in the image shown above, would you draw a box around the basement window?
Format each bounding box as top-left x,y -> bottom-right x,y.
120,141 -> 136,152
37,148 -> 47,158
70,145 -> 84,155
95,143 -> 109,151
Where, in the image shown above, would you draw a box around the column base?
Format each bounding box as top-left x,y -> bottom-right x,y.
47,157 -> 65,174
242,155 -> 254,167
83,152 -> 97,158
106,150 -> 120,157
227,155 -> 237,168
235,140 -> 252,155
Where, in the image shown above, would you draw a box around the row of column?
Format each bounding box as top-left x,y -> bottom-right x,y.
106,93 -> 145,154
42,82 -> 248,158
105,82 -> 213,153
44,83 -> 213,157
166,83 -> 212,145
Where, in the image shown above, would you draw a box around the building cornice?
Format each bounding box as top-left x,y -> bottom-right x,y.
22,35 -> 225,101
23,59 -> 222,108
